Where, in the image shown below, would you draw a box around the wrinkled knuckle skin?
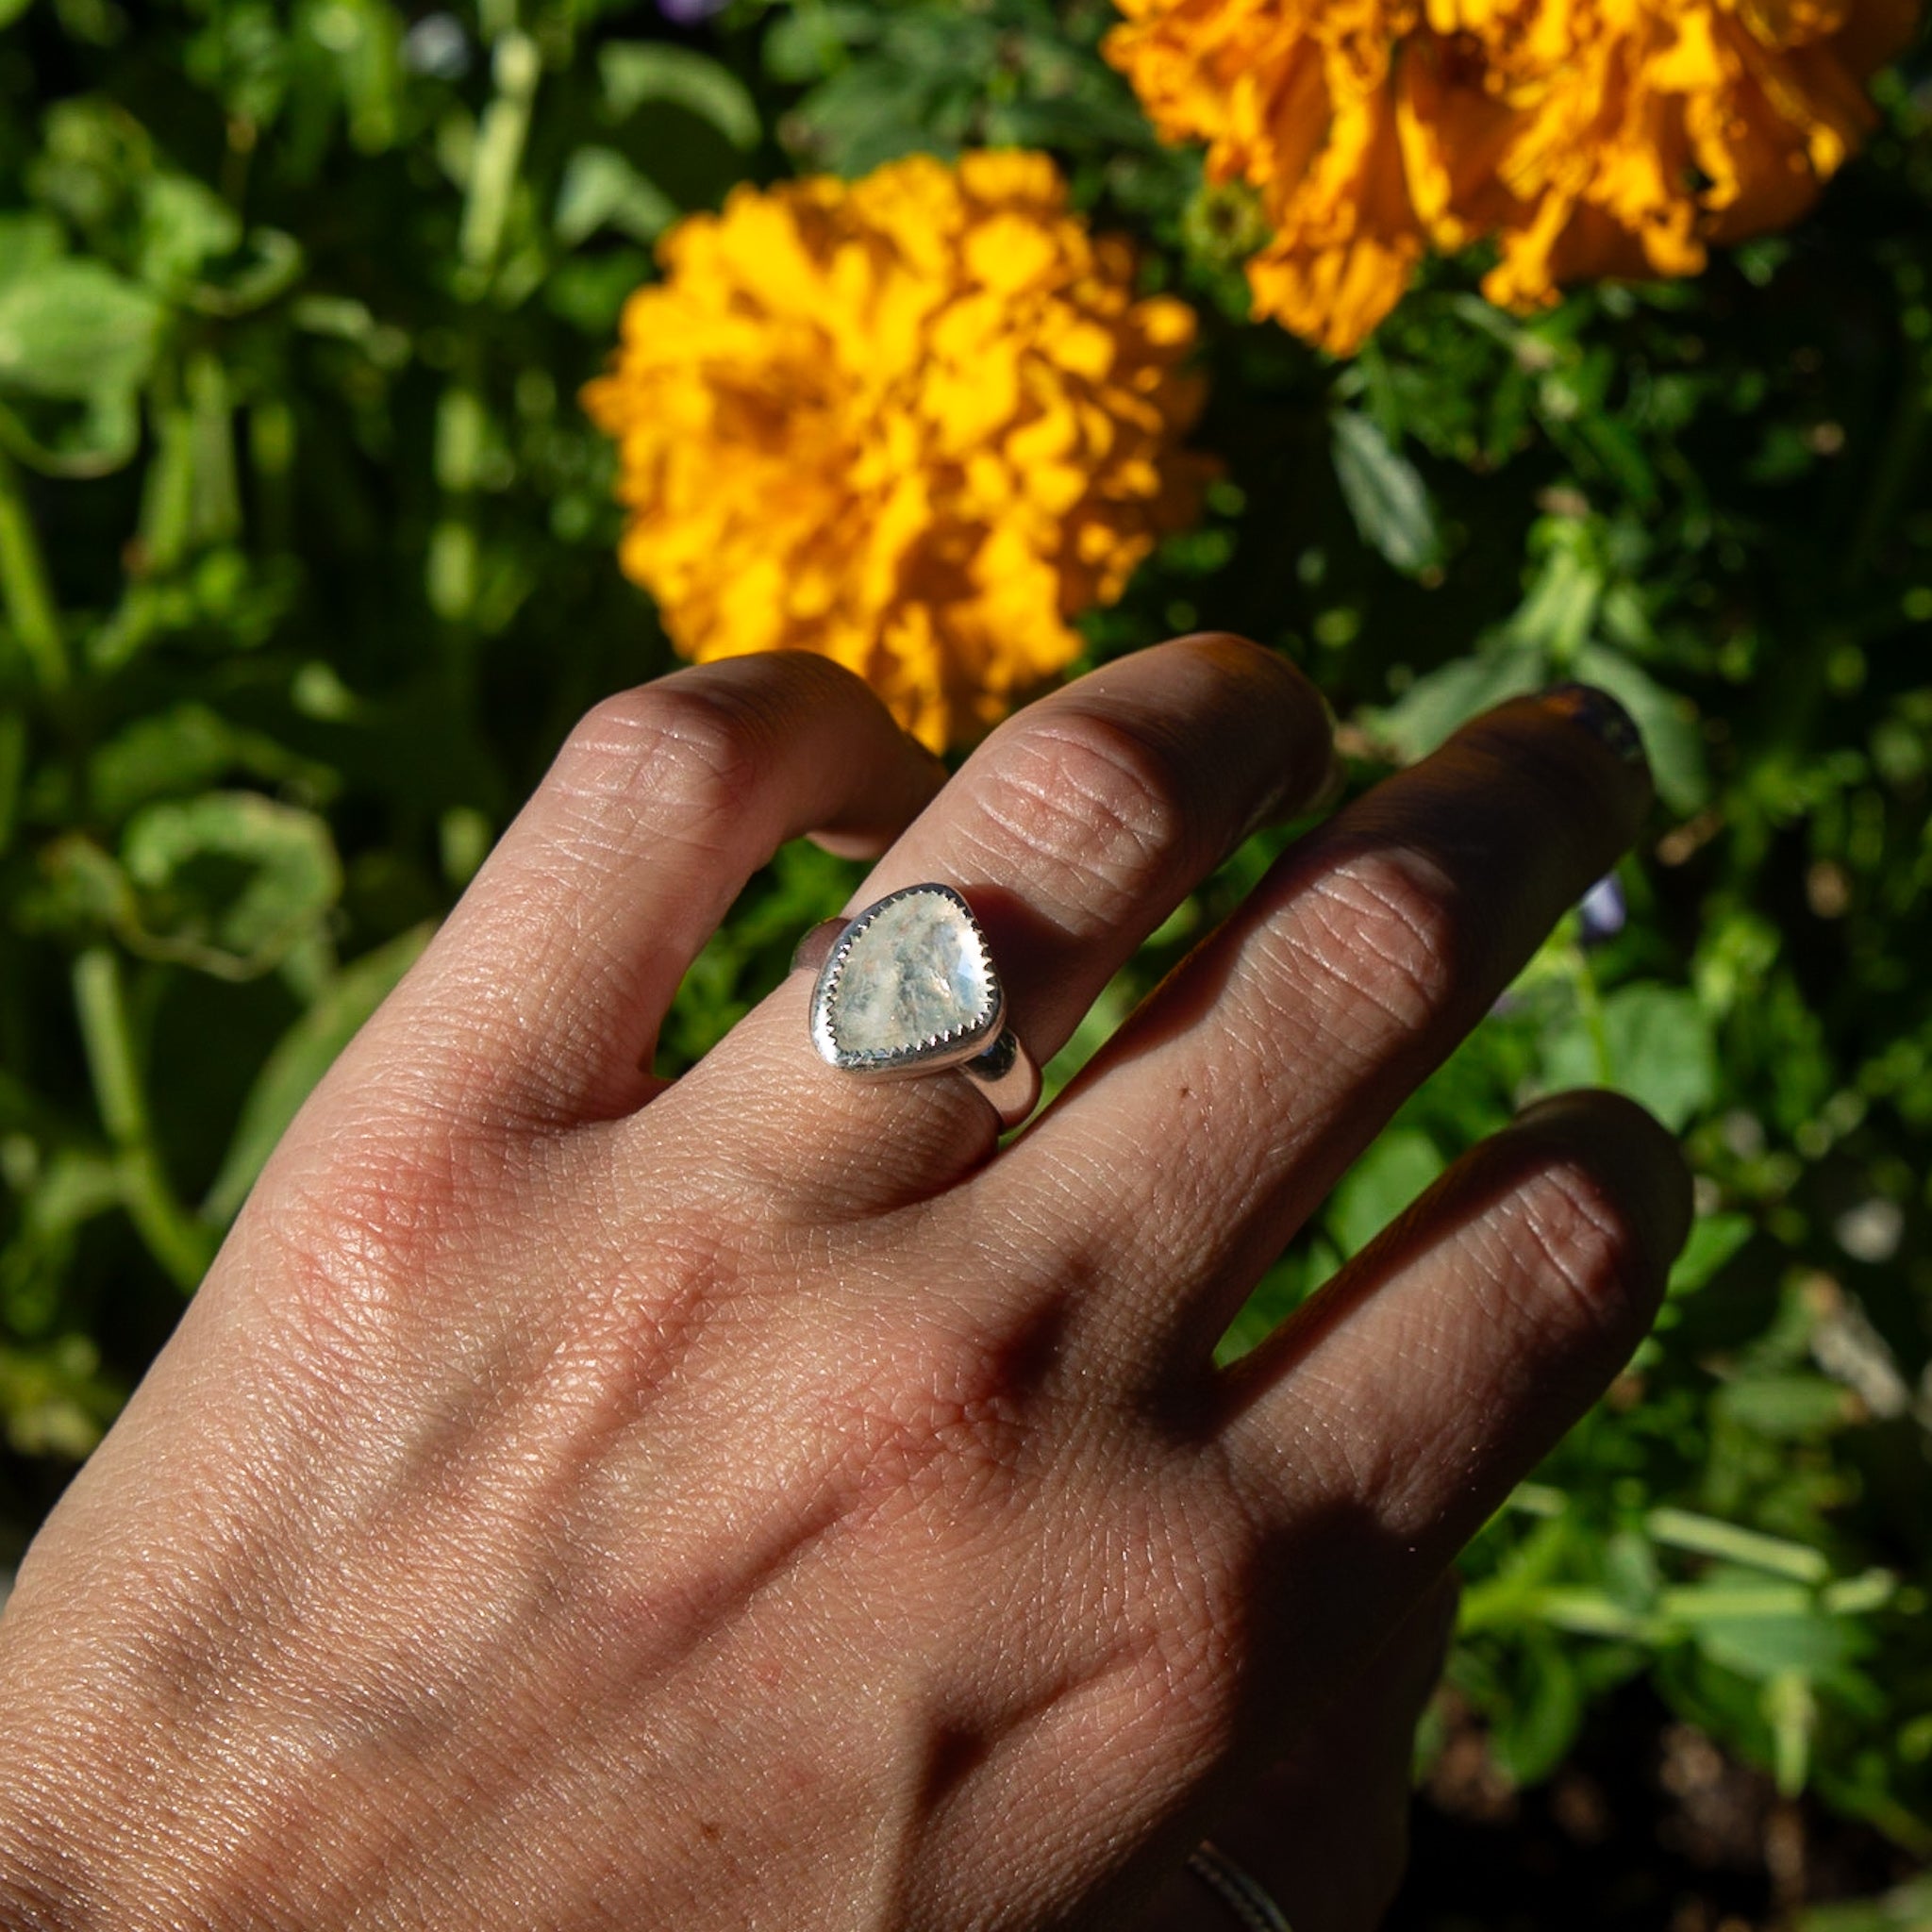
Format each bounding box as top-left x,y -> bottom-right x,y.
1186,629 -> 1327,724
1508,1158 -> 1652,1346
554,681 -> 774,837
1292,849 -> 1463,1041
978,712 -> 1192,928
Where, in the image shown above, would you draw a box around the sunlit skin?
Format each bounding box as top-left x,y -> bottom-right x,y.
0,638 -> 1689,1931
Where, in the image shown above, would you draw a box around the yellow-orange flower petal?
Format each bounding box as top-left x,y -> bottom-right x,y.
1453,0 -> 1910,311
1108,0 -> 1427,349
1105,0 -> 1917,351
583,152 -> 1209,748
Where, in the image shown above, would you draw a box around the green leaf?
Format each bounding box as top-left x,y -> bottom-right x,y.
1606,982 -> 1717,1129
0,1147 -> 124,1336
1544,983 -> 1716,1131
25,835 -> 137,938
87,704 -> 338,823
1667,1212 -> 1753,1298
1766,1669 -> 1816,1796
1715,1374 -> 1857,1441
308,0 -> 404,155
1801,1874 -> 1932,1932
0,1334 -> 120,1459
1327,1126 -> 1443,1257
138,173 -> 243,294
555,147 -> 678,248
0,0 -> 37,26
1330,409 -> 1441,575
21,1147 -> 124,1236
0,259 -> 165,403
1674,1573 -> 1865,1683
1646,1507 -> 1829,1582
1602,1528 -> 1661,1613
0,389 -> 142,477
118,792 -> 342,979
0,212 -> 63,295
544,248 -> 652,334
599,43 -> 759,150
203,923 -> 433,1223
762,4 -> 878,83
1507,526 -> 1602,661
1575,409 -> 1658,508
1369,648 -> 1544,765
1490,1633 -> 1584,1784
986,92 -> 1159,153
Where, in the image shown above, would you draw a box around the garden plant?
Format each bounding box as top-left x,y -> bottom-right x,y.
1,0 -> 1931,1923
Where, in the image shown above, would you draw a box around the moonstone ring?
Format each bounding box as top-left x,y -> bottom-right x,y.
792,883 -> 1041,1129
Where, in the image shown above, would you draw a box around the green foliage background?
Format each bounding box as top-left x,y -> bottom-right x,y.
1,0 -> 1930,1908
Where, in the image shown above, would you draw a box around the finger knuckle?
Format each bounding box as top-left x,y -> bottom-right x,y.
1507,1159 -> 1642,1340
974,712 -> 1190,928
557,680 -> 773,837
1292,849 -> 1462,1040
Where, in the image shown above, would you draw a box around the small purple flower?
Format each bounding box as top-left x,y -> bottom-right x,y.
658,0 -> 730,21
1578,873 -> 1626,945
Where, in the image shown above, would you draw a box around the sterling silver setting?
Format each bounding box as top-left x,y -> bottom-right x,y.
1186,1842 -> 1294,1932
795,883 -> 1041,1129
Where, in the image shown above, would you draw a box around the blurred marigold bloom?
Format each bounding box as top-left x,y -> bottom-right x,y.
582,150 -> 1211,749
1105,0 -> 1920,354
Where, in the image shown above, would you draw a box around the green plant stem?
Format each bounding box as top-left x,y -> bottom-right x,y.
73,947 -> 217,1292
1645,1506 -> 1831,1583
458,31 -> 540,283
0,444 -> 69,694
1559,944 -> 1614,1086
1841,341 -> 1929,591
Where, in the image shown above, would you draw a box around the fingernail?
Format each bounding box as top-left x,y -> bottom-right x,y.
1305,719 -> 1347,816
1240,743 -> 1344,842
1241,690 -> 1346,841
1538,682 -> 1650,774
1511,1089 -> 1596,1127
1306,741 -> 1352,819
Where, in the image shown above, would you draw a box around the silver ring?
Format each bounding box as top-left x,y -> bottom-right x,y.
793,883 -> 1041,1130
1186,1841 -> 1295,1932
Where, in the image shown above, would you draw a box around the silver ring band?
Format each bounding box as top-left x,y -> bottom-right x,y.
794,884 -> 1040,1130
1186,1841 -> 1294,1932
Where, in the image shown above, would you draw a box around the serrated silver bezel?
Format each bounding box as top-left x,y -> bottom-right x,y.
808,883 -> 1007,1075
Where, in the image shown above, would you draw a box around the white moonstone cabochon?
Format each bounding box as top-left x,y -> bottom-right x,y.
827,891 -> 994,1056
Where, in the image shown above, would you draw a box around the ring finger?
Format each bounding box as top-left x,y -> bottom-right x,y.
662,633 -> 1337,1210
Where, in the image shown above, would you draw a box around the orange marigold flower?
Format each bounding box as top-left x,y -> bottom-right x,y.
1107,0 -> 1430,353
1106,0 -> 1918,353
582,150 -> 1210,750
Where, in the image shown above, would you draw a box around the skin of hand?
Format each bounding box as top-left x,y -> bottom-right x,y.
0,635 -> 1689,1932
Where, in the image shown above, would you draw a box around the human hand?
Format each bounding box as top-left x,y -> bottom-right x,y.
0,635 -> 1688,1931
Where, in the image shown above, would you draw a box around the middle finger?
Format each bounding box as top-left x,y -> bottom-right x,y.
983,685 -> 1654,1370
